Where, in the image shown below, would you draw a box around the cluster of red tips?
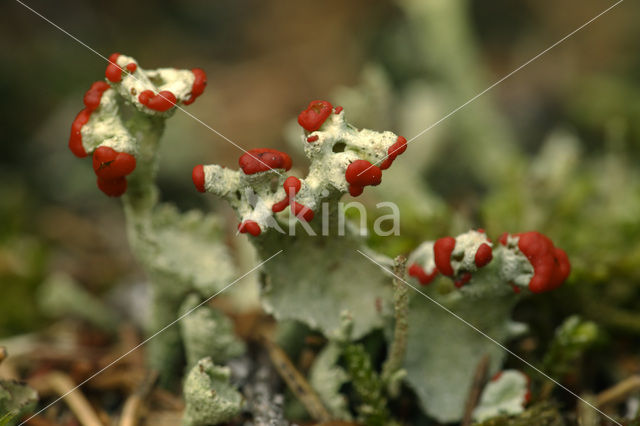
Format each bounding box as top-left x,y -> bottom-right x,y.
69,81 -> 112,158
138,90 -> 177,112
92,146 -> 136,197
272,176 -> 314,222
500,231 -> 571,293
345,160 -> 382,197
408,263 -> 439,286
297,100 -> 333,132
334,106 -> 343,114
183,68 -> 207,105
105,53 -> 122,83
125,63 -> 137,73
192,165 -> 206,193
433,237 -> 456,276
306,135 -> 319,143
239,148 -> 292,175
433,235 -> 493,288
238,220 -> 261,237
380,136 -> 408,170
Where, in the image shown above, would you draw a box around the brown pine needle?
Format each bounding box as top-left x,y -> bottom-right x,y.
261,334 -> 332,422
30,371 -> 104,426
461,354 -> 491,426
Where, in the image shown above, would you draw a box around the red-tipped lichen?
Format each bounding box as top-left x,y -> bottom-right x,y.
239,148 -> 292,175
92,146 -> 136,197
345,159 -> 382,197
105,53 -> 122,83
511,231 -> 570,293
192,165 -> 206,193
408,263 -> 438,286
138,90 -> 177,112
434,237 -> 456,276
297,100 -> 333,132
183,68 -> 207,105
238,220 -> 261,236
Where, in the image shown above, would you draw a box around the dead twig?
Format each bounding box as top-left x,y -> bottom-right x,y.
596,375 -> 640,408
260,333 -> 332,423
118,370 -> 159,426
30,371 -> 104,426
461,354 -> 491,426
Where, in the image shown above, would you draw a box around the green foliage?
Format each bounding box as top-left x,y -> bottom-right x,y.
0,380 -> 37,426
542,315 -> 600,380
343,343 -> 390,426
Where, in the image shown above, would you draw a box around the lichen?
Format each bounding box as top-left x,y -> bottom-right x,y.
473,370 -> 530,422
179,294 -> 245,371
68,54 -> 237,385
403,229 -> 569,422
182,357 -> 243,426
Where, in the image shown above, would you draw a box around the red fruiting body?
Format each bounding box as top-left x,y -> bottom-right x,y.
138,90 -> 177,112
92,146 -> 136,197
97,176 -> 127,197
183,68 -> 207,105
192,165 -> 206,193
513,231 -> 571,293
92,146 -> 136,180
379,136 -> 408,170
334,106 -> 343,114
70,82 -> 112,158
306,135 -> 319,143
238,220 -> 261,236
345,160 -> 382,197
239,148 -> 292,175
433,236 -> 456,276
498,232 -> 509,246
125,63 -> 137,73
474,243 -> 493,268
271,177 -> 313,221
105,53 -> 122,83
271,198 -> 289,213
510,283 -> 521,294
291,202 -> 314,222
408,263 -> 438,286
83,81 -> 111,110
283,176 -> 302,194
272,176 -> 301,212
454,273 -> 472,288
69,109 -> 92,158
297,100 -> 333,132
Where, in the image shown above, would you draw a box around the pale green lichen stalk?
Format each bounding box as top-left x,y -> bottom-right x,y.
182,357 -> 243,426
179,294 -> 246,371
68,54 -> 238,386
403,229 -> 569,422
